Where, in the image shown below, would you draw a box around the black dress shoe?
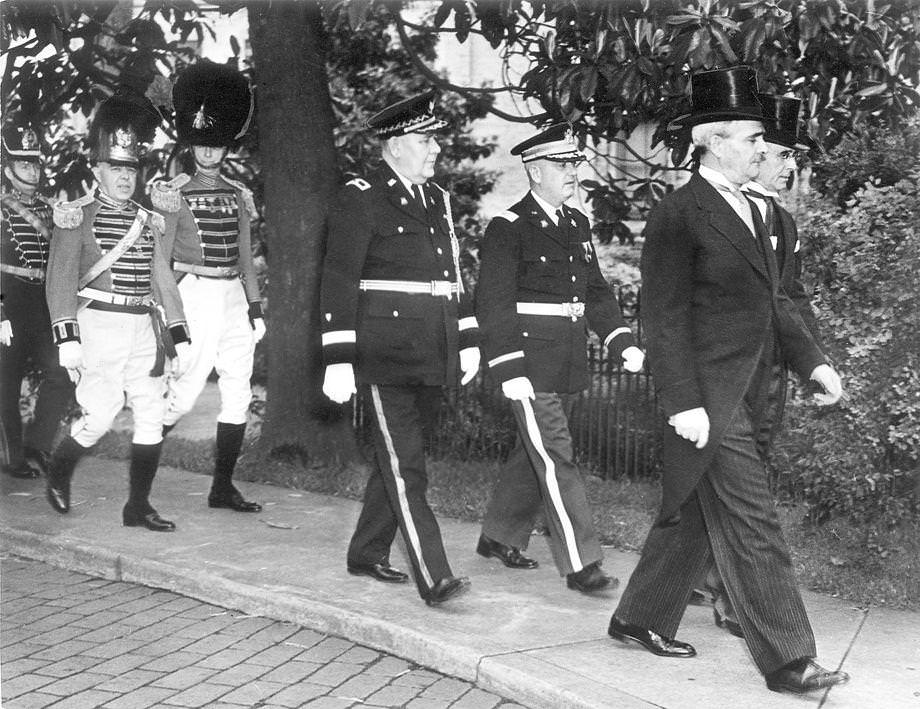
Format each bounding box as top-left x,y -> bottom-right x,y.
608,616 -> 697,658
46,481 -> 70,514
123,509 -> 176,532
425,576 -> 470,606
713,606 -> 744,638
476,535 -> 538,569
347,561 -> 409,583
766,659 -> 850,694
4,461 -> 40,479
566,562 -> 617,593
208,490 -> 262,513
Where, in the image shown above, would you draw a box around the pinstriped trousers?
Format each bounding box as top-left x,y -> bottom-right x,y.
482,393 -> 603,576
615,403 -> 816,675
347,384 -> 453,599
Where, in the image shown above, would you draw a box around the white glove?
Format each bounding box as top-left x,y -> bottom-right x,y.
668,406 -> 710,449
459,347 -> 480,386
810,363 -> 843,406
0,320 -> 11,346
58,341 -> 84,384
172,341 -> 192,377
621,346 -> 645,373
323,362 -> 356,404
501,376 -> 535,401
252,317 -> 266,344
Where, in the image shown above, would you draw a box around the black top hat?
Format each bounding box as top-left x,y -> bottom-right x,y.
174,60 -> 254,148
1,119 -> 43,162
366,89 -> 448,138
510,123 -> 586,163
89,89 -> 162,167
670,67 -> 765,129
758,94 -> 811,151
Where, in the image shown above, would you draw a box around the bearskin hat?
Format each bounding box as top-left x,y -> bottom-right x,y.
88,88 -> 162,166
173,60 -> 253,148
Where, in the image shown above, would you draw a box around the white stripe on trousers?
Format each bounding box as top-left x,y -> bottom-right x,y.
519,397 -> 583,571
370,385 -> 434,588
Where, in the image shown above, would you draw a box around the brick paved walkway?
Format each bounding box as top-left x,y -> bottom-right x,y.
0,556 -> 525,709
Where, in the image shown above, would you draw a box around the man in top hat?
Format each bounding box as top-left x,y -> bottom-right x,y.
474,123 -> 645,593
321,89 -> 480,606
606,67 -> 849,696
44,89 -> 190,531
1,119 -> 73,479
152,60 -> 263,514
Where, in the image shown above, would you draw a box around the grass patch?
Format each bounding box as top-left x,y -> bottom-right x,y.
92,429 -> 917,611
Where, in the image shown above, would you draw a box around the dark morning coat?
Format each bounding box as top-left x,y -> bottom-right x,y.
320,163 -> 477,386
641,172 -> 827,524
476,192 -> 636,394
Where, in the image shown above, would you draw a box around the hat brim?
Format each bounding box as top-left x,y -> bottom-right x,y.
669,109 -> 765,130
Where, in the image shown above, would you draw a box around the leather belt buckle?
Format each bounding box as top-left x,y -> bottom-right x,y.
430,280 -> 452,297
563,302 -> 585,319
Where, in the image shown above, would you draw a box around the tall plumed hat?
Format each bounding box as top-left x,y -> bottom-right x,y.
757,94 -> 811,151
88,88 -> 162,166
670,67 -> 765,129
365,89 -> 448,138
173,60 -> 254,148
510,123 -> 585,163
1,117 -> 43,162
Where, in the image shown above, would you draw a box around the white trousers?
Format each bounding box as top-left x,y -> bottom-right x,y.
70,308 -> 166,447
164,275 -> 255,426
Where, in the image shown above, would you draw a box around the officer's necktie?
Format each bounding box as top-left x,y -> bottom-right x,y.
555,208 -> 568,238
412,183 -> 426,211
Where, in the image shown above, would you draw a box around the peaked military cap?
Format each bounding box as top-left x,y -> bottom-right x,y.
670,67 -> 765,129
366,89 -> 448,138
758,94 -> 811,151
1,119 -> 43,162
510,123 -> 586,163
89,89 -> 162,167
173,60 -> 254,148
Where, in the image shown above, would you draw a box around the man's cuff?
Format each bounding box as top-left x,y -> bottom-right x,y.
603,327 -> 636,358
487,350 -> 526,384
322,329 -> 356,365
52,320 -> 80,345
459,316 -> 480,350
169,323 -> 191,345
248,301 -> 263,324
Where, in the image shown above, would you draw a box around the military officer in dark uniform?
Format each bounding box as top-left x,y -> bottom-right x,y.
475,124 -> 645,594
0,119 -> 73,478
321,90 -> 480,607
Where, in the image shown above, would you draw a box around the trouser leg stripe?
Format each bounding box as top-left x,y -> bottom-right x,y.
519,398 -> 583,571
370,385 -> 434,588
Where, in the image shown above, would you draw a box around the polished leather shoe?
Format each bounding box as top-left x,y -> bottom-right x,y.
766,659 -> 850,694
476,535 -> 538,569
46,480 -> 70,514
208,490 -> 262,513
425,576 -> 470,606
713,606 -> 744,638
566,562 -> 617,593
608,616 -> 697,658
123,509 -> 176,532
347,561 -> 409,583
3,461 -> 40,479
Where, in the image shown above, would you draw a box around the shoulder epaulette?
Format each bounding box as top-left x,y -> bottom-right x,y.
494,210 -> 519,223
221,175 -> 257,219
52,193 -> 94,229
149,174 -> 191,213
346,177 -> 372,192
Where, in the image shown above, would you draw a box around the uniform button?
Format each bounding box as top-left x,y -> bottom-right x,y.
393,310 -> 399,317
540,256 -> 546,262
571,275 -> 576,282
443,270 -> 449,277
430,227 -> 435,234
397,226 -> 404,233
522,332 -> 529,337
325,313 -> 332,321
572,297 -> 579,302
569,256 -> 573,262
436,247 -> 443,255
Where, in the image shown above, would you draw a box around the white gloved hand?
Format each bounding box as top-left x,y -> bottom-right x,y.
323,362 -> 356,404
0,320 -> 11,347
621,346 -> 645,373
809,363 -> 843,406
252,317 -> 266,344
668,407 -> 710,449
172,341 -> 192,377
459,347 -> 480,386
501,376 -> 535,401
58,341 -> 84,384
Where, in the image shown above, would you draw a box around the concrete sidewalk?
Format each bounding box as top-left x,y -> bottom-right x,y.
1,396 -> 917,707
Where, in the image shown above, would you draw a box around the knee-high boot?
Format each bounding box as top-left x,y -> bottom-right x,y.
45,436 -> 86,514
208,422 -> 261,512
122,442 -> 175,532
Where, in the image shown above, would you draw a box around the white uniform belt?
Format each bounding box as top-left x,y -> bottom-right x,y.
174,262 -> 241,278
78,286 -> 155,307
1,264 -> 45,280
517,301 -> 585,318
359,279 -> 459,297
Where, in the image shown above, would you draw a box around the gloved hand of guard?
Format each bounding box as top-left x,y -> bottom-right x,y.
809,363 -> 843,406
172,341 -> 192,377
0,320 -> 11,347
501,376 -> 535,401
323,362 -> 356,404
252,317 -> 266,344
459,347 -> 480,386
668,406 -> 710,449
58,341 -> 84,384
621,345 -> 645,373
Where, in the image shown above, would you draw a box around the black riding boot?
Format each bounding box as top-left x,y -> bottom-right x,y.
208,422 -> 261,512
122,442 -> 175,532
45,436 -> 86,514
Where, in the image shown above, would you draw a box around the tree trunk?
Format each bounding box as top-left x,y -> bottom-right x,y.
248,0 -> 359,464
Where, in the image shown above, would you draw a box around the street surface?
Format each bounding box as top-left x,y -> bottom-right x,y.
1,555 -> 525,709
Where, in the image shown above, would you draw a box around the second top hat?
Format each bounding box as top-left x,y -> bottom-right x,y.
670,67 -> 765,130
758,94 -> 811,151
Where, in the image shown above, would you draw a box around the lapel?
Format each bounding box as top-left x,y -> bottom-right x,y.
775,201 -> 797,276
689,173 -> 771,284
520,192 -> 568,247
379,164 -> 429,227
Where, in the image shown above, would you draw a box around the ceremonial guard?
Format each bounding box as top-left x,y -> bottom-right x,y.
475,124 -> 645,593
320,90 -> 481,606
1,119 -> 72,478
43,90 -> 190,532
153,60 -> 264,514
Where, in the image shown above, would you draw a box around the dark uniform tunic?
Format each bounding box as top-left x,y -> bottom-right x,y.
0,193 -> 72,465
476,191 -> 637,575
321,163 -> 478,598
